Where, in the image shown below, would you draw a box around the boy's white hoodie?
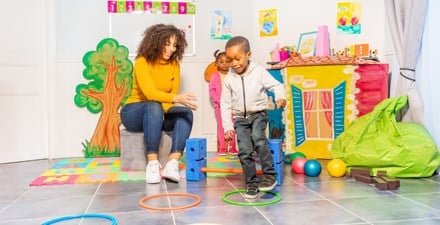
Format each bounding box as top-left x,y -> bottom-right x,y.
220,61 -> 286,132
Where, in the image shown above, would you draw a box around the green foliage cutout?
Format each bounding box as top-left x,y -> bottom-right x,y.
75,38 -> 133,112
75,38 -> 133,157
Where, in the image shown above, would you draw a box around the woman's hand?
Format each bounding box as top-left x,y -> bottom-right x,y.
174,93 -> 198,110
224,130 -> 235,141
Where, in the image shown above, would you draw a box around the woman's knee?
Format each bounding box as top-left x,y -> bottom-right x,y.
175,106 -> 193,123
144,101 -> 164,120
181,107 -> 193,120
147,101 -> 163,112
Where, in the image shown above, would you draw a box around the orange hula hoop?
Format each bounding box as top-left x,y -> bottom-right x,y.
138,193 -> 202,211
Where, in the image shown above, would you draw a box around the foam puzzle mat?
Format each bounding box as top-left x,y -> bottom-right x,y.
29,152 -> 243,186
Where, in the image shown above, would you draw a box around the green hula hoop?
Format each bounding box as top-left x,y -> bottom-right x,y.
222,189 -> 282,206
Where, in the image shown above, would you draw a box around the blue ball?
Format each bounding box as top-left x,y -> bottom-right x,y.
304,160 -> 322,177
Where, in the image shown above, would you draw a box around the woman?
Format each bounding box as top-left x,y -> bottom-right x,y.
120,24 -> 197,183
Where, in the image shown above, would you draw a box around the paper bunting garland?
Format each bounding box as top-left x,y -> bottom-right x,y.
108,1 -> 196,14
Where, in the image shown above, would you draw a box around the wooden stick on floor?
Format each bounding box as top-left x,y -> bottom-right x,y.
201,167 -> 263,174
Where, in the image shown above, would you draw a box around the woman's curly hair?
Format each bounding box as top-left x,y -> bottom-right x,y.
136,24 -> 188,63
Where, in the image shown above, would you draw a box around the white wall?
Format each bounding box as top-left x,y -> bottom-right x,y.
419,0 -> 440,146
52,0 -> 252,157
251,0 -> 388,65
52,0 -> 391,158
4,0 -> 418,161
50,0 -> 392,158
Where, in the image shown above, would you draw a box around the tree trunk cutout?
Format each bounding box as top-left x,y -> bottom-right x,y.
75,38 -> 133,157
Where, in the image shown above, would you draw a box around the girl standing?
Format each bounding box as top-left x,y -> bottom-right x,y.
209,50 -> 237,155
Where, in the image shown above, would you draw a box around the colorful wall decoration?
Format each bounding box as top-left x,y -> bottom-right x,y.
108,1 -> 196,14
107,1 -> 196,56
258,9 -> 278,37
211,10 -> 232,40
74,38 -> 133,157
336,2 -> 362,34
297,31 -> 318,57
284,64 -> 388,158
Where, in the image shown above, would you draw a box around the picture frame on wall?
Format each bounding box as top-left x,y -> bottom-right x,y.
297,31 -> 318,57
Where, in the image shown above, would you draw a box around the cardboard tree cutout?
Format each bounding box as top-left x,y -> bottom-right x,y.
74,38 -> 133,157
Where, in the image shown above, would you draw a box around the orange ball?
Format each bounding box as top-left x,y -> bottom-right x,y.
327,159 -> 347,177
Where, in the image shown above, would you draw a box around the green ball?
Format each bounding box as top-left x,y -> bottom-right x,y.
283,152 -> 306,164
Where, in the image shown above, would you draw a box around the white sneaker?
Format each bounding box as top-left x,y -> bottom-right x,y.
162,159 -> 180,182
145,160 -> 161,184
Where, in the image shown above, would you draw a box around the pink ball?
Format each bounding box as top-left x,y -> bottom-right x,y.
291,157 -> 307,174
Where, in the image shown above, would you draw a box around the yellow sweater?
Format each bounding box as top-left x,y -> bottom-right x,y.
125,57 -> 180,112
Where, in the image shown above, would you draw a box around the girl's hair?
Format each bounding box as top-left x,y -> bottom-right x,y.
213,49 -> 227,62
136,24 -> 188,63
225,36 -> 250,53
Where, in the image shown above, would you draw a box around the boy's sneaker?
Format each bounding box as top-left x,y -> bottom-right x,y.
259,174 -> 277,191
162,159 -> 180,182
145,160 -> 161,184
218,148 -> 227,156
229,148 -> 238,156
244,183 -> 259,199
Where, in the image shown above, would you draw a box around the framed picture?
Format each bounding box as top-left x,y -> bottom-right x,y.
297,31 -> 318,57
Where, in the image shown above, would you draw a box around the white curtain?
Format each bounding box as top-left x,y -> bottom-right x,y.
384,0 -> 428,125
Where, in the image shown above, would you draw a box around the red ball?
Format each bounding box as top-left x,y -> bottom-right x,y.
291,157 -> 307,174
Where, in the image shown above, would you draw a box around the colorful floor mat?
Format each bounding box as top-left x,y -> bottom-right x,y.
204,154 -> 242,177
29,152 -> 243,186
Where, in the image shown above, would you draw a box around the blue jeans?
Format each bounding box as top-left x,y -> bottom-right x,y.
120,101 -> 193,154
234,111 -> 276,185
